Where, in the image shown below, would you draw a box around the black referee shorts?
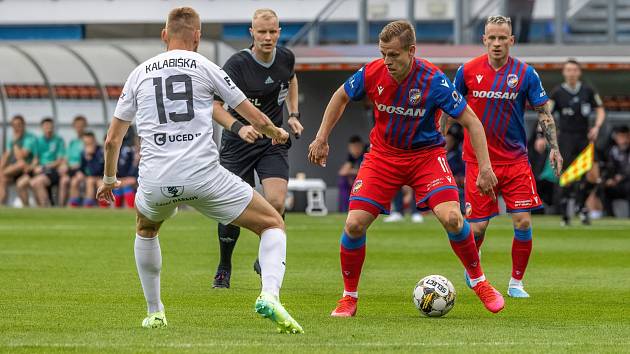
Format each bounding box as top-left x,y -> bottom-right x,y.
558,132 -> 589,167
220,139 -> 289,187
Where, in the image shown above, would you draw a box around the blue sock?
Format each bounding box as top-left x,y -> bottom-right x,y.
447,220 -> 471,242
514,228 -> 532,241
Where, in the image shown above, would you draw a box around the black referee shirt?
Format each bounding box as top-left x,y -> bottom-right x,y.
550,82 -> 603,135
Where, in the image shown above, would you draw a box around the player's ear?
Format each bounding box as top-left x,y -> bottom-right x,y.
161,28 -> 168,44
249,27 -> 254,38
409,44 -> 416,56
509,35 -> 515,46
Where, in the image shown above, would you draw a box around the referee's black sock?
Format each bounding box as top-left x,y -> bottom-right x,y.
576,180 -> 596,211
218,223 -> 241,271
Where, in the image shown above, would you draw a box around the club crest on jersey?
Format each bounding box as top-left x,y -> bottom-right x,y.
161,186 -> 184,198
507,74 -> 519,88
408,89 -> 422,106
352,179 -> 363,194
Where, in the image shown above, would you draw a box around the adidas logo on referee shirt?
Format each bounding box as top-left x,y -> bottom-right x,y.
265,76 -> 274,84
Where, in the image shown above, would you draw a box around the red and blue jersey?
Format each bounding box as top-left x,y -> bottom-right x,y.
344,58 -> 466,154
454,54 -> 548,164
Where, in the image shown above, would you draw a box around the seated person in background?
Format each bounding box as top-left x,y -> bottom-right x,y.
338,135 -> 366,212
113,129 -> 139,208
30,118 -> 66,207
58,115 -> 87,206
602,125 -> 630,217
528,124 -> 558,210
68,132 -> 104,207
0,115 -> 38,206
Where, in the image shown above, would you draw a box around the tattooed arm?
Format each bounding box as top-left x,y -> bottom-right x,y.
534,101 -> 563,176
438,112 -> 453,137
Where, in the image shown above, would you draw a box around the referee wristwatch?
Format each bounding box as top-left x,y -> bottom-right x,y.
288,112 -> 301,120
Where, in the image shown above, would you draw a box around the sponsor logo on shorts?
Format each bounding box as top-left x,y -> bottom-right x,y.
427,178 -> 445,189
155,195 -> 198,206
514,199 -> 533,208
465,202 -> 472,217
352,179 -> 363,194
161,186 -> 184,198
154,132 -> 202,146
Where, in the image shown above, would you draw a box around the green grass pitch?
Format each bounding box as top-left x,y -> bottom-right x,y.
1,208 -> 629,353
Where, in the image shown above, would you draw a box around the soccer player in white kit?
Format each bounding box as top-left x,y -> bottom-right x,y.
96,7 -> 303,334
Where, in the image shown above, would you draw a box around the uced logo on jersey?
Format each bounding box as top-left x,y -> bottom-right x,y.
472,90 -> 519,100
376,103 -> 425,117
154,132 -> 202,146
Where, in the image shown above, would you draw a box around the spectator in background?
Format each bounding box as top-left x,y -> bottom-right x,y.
550,59 -> 606,226
0,115 -> 38,206
112,128 -> 139,208
68,132 -> 104,207
58,115 -> 87,206
506,0 -> 535,43
602,125 -> 630,217
338,135 -> 366,212
29,118 -> 65,206
528,124 -> 558,209
383,186 -> 423,223
445,124 -> 465,212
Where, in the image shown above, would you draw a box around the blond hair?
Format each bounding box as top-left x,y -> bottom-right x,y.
486,15 -> 512,31
252,8 -> 278,25
379,20 -> 416,49
166,7 -> 200,39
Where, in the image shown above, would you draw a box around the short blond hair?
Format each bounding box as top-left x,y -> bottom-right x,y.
252,8 -> 278,25
379,20 -> 416,49
166,7 -> 200,38
486,15 -> 512,31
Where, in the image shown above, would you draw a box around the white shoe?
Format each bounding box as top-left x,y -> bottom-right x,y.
411,213 -> 424,223
383,212 -> 403,223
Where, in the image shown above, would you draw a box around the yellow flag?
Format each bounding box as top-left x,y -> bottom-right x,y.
559,143 -> 594,186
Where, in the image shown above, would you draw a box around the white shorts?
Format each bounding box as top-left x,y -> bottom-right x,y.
135,167 -> 254,225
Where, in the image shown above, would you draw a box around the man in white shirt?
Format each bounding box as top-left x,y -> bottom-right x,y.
96,7 -> 303,334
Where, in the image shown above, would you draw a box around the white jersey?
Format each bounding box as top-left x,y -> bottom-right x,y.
114,49 -> 246,185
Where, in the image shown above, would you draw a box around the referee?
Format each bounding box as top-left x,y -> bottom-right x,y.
211,8 -> 303,288
550,59 -> 606,226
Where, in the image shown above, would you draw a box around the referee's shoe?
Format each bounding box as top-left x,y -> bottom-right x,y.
212,268 -> 231,288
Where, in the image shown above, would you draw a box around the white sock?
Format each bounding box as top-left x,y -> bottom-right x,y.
469,274 -> 486,288
258,228 -> 286,298
343,291 -> 358,298
509,277 -> 524,288
134,234 -> 164,314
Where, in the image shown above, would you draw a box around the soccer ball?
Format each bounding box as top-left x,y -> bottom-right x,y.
412,275 -> 456,317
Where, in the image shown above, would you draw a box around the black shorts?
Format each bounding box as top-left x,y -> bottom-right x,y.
42,167 -> 60,186
67,167 -> 81,178
220,139 -> 289,187
558,132 -> 589,167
